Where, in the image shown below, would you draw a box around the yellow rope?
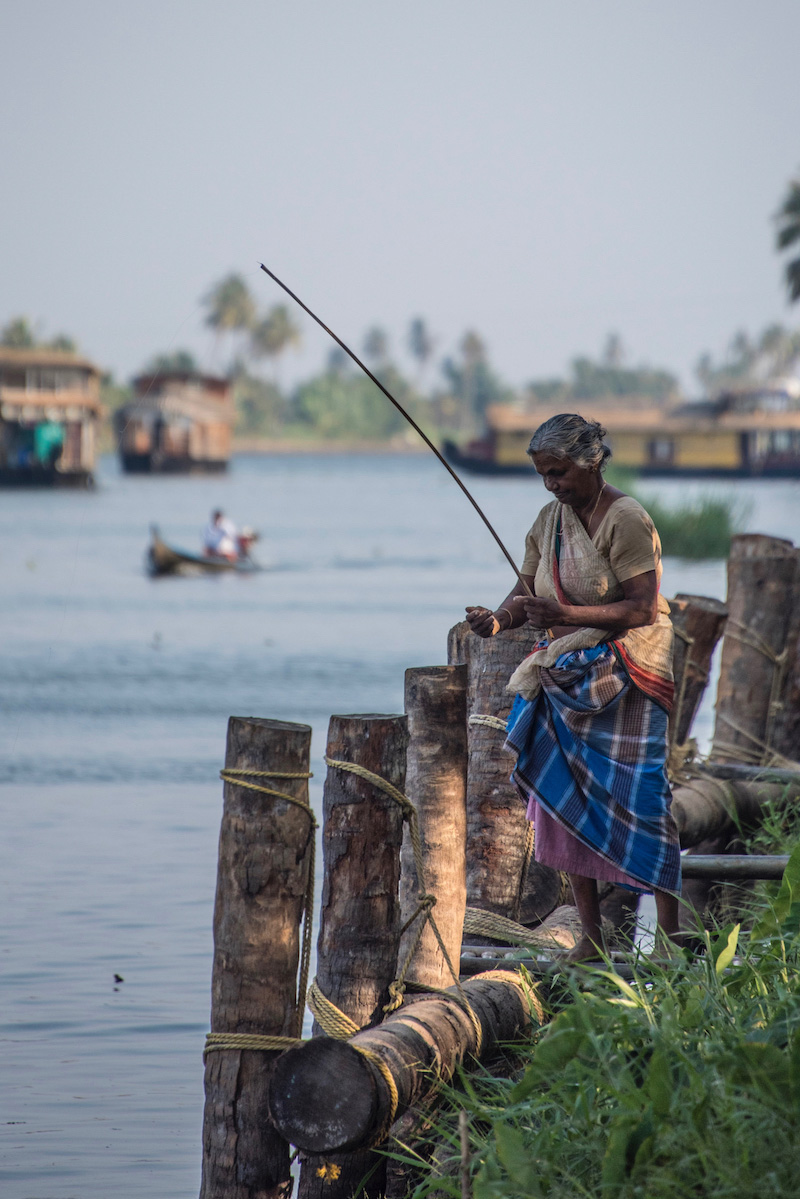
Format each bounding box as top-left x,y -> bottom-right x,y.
468,714 -> 508,732
204,1032 -> 301,1058
306,979 -> 360,1039
218,768 -> 317,1041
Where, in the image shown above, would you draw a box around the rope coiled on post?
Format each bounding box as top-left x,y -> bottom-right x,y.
203,768 -> 316,1060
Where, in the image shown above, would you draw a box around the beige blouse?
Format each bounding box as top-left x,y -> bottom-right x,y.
508,495 -> 674,700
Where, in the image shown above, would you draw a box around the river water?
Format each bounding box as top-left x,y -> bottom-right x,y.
1,453 -> 798,1198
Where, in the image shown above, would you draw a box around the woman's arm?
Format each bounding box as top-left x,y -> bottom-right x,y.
522,570 -> 659,635
465,576 -> 537,638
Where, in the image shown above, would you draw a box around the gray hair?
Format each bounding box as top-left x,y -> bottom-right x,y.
527,413 -> 612,471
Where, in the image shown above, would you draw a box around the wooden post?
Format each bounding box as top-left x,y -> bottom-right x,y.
200,717 -> 313,1199
667,593 -> 728,747
397,666 -> 468,988
448,620 -> 555,922
711,535 -> 798,764
771,572 -> 800,764
270,973 -> 539,1155
298,713 -> 408,1199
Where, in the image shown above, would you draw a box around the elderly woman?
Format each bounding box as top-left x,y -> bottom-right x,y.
466,413 -> 681,962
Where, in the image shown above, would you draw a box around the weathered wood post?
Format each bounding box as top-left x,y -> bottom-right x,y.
771,564 -> 800,764
397,665 -> 468,989
298,713 -> 408,1199
200,717 -> 314,1199
667,593 -> 728,748
448,621 -> 557,924
711,535 -> 798,765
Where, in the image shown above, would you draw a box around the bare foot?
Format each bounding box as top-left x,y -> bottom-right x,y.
564,934 -> 605,964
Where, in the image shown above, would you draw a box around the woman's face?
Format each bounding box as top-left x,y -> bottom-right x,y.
529,451 -> 597,508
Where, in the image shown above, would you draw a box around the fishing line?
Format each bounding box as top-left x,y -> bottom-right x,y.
259,263 -> 533,597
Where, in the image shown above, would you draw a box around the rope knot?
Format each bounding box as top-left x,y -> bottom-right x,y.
383,980 -> 406,1014
418,892 -> 437,910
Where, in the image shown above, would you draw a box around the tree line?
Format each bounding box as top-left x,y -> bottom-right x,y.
4,168 -> 800,441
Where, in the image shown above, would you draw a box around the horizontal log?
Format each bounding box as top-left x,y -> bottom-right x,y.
672,778 -> 800,848
459,954 -> 638,981
269,973 -> 539,1154
679,854 -> 789,880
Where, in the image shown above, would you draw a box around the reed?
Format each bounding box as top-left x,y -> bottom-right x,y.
388,848 -> 800,1199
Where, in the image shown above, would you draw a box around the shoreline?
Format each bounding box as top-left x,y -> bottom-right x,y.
231,436 -> 430,455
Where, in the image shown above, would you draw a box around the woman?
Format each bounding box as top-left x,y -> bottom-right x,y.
466,413 -> 681,962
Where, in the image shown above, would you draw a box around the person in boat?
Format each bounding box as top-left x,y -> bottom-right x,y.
465,413 -> 682,962
202,510 -> 239,561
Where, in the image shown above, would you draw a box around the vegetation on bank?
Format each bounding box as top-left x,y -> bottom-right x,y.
389,848 -> 800,1199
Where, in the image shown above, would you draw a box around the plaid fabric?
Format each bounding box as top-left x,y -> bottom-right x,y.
506,643 -> 681,894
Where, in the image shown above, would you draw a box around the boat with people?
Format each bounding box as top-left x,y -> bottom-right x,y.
146,525 -> 261,577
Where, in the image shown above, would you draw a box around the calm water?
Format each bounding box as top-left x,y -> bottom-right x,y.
1,453 -> 798,1198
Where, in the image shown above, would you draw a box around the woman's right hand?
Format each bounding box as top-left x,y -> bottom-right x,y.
465,606 -> 500,638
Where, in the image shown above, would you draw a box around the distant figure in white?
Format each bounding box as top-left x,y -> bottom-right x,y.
203,509 -> 239,561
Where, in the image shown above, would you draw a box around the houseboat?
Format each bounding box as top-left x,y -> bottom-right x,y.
0,347 -> 103,487
443,380 -> 800,478
116,370 -> 233,473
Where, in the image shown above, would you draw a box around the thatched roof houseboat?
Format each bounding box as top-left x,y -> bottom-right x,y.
0,347 -> 103,487
443,380 -> 800,477
116,370 -> 232,473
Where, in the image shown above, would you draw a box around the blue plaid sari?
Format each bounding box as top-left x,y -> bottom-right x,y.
506,643 -> 681,894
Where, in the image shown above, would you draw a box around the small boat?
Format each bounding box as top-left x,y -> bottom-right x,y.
146,526 -> 261,577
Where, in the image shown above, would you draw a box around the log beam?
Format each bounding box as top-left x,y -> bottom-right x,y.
270,973 -> 540,1155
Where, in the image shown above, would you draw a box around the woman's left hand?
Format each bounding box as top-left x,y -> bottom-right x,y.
523,596 -> 567,627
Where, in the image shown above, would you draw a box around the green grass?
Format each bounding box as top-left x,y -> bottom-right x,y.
387,847 -> 800,1199
602,466 -> 747,560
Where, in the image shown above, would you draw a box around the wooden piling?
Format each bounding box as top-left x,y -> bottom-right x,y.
667,593 -> 728,747
200,717 -> 314,1199
298,713 -> 408,1199
448,621 -> 556,922
711,534 -> 798,765
397,665 -> 468,989
270,972 -> 540,1155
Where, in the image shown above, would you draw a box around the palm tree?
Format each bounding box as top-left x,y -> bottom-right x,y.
408,317 -> 435,389
202,274 -> 257,369
363,326 -> 389,366
776,177 -> 800,302
249,304 -> 301,383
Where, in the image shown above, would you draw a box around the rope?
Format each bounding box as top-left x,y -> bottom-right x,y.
218,768 -> 317,1040
468,714 -> 508,732
203,1032 -> 300,1058
323,756 -> 484,1054
711,619 -> 791,766
463,906 -> 569,947
306,978 -> 360,1039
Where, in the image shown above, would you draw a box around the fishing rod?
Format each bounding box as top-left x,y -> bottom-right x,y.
259,263 -> 534,598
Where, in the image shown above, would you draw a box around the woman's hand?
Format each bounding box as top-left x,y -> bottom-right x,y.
465,606 -> 502,638
523,596 -> 567,628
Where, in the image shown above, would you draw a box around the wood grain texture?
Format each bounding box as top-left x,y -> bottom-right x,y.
668,593 -> 728,747
398,665 -> 468,988
448,621 -> 557,921
299,713 -> 408,1199
271,974 -> 538,1154
711,535 -> 798,763
200,717 -> 313,1199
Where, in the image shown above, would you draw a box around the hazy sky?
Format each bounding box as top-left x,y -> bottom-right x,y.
2,1 -> 799,393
